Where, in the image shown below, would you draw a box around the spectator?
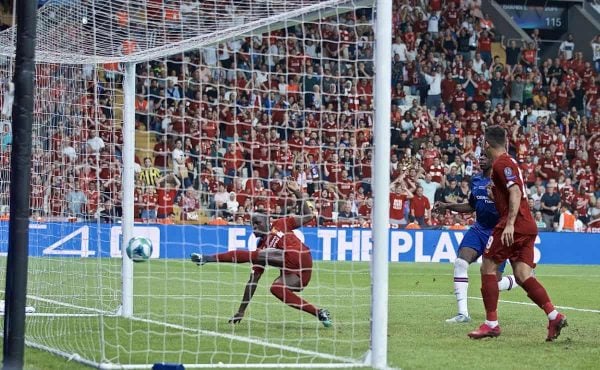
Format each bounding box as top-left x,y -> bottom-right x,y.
420,65 -> 442,110
65,183 -> 87,219
337,201 -> 358,224
141,186 -> 158,222
409,185 -> 430,226
389,177 -> 414,226
540,184 -> 561,229
99,200 -> 119,223
592,35 -> 600,73
534,211 -> 547,230
588,199 -> 600,223
559,34 -> 575,61
557,205 -> 577,232
530,185 -> 545,212
225,192 -> 240,220
139,157 -> 162,187
211,182 -> 230,218
156,173 -> 180,219
180,187 -> 201,221
417,172 -> 441,208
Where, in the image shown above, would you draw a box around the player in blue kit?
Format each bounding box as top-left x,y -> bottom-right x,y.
435,154 -> 518,323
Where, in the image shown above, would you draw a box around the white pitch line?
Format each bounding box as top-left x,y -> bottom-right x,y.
129,315 -> 361,365
13,292 -> 361,366
468,296 -> 600,314
386,293 -> 600,313
25,313 -> 103,317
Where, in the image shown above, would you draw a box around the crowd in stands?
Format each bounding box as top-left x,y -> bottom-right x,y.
0,0 -> 599,232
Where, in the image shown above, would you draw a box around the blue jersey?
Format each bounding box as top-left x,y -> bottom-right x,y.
468,174 -> 499,229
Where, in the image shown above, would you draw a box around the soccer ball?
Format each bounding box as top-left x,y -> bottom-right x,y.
126,236 -> 153,262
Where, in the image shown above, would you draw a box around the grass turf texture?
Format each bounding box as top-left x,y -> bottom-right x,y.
1,260 -> 598,369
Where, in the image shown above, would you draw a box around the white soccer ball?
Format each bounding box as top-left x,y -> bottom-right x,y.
126,236 -> 153,262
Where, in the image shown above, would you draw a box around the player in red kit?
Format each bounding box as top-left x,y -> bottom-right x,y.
468,126 -> 567,341
190,181 -> 332,327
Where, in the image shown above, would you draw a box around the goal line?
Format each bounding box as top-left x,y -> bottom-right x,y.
12,293 -> 366,368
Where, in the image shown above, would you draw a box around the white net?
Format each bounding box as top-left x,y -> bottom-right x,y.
0,0 -> 378,368
0,0 -> 373,64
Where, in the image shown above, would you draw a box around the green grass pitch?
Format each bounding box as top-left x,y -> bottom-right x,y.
1,259 -> 599,369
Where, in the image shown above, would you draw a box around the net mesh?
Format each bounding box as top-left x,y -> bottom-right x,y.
0,0 -> 372,64
0,0 -> 377,367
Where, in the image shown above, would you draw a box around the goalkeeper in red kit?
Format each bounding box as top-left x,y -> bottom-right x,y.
190,181 -> 332,327
468,126 -> 567,341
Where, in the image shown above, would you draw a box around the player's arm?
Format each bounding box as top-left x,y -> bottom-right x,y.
287,181 -> 315,227
506,185 -> 521,226
501,184 -> 522,247
435,201 -> 474,213
229,269 -> 264,324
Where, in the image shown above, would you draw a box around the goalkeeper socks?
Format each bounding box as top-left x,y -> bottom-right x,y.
453,258 -> 470,316
481,274 -> 499,321
521,277 -> 555,315
214,250 -> 259,264
270,283 -> 319,317
498,275 -> 517,291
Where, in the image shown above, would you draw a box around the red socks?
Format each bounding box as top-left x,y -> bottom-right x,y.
521,277 -> 555,314
270,283 -> 319,317
215,250 -> 259,263
481,274 -> 499,321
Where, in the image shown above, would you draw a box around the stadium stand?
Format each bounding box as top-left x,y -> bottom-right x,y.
0,0 -> 598,232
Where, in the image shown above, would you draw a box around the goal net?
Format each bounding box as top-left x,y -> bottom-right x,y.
0,0 -> 382,368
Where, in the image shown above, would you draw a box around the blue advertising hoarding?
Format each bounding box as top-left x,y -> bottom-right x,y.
0,222 -> 598,265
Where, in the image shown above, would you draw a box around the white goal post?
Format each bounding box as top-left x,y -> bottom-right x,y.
0,0 -> 392,368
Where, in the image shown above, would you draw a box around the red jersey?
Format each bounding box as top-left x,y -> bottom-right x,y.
389,193 -> 407,220
410,194 -> 431,218
254,217 -> 312,278
156,188 -> 177,217
490,153 -> 537,234
258,217 -> 306,251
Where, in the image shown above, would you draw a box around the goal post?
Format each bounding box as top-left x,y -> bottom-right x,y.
0,0 -> 392,368
371,0 -> 392,368
121,61 -> 137,319
2,0 -> 37,368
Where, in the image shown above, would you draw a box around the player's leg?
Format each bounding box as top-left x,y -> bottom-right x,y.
496,260 -> 518,291
191,250 -> 259,265
468,256 -> 503,339
468,230 -> 505,339
446,246 -> 479,323
511,234 -> 567,341
270,250 -> 332,327
191,248 -> 284,268
269,273 -> 331,327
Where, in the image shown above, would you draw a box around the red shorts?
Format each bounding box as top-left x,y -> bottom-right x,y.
484,229 -> 536,268
283,248 -> 313,288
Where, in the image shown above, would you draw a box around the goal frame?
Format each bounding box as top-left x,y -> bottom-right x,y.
3,0 -> 393,368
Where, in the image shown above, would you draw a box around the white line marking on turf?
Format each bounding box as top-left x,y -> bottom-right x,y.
13,292 -> 361,365
387,293 -> 600,313
129,316 -> 361,365
467,296 -> 600,314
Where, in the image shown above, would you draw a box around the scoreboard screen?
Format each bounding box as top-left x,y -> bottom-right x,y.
500,4 -> 568,32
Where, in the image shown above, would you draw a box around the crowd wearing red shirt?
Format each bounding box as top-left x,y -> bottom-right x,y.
0,0 -> 598,231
